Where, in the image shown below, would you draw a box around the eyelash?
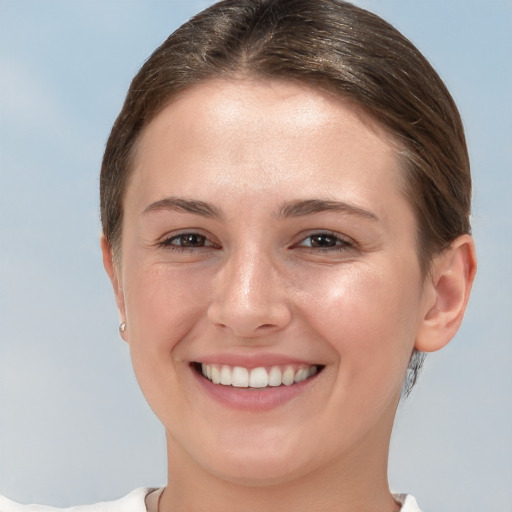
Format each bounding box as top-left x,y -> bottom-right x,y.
157,231 -> 355,253
294,231 -> 355,251
158,232 -> 217,252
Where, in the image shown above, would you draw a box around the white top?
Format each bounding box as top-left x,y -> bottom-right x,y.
0,488 -> 422,511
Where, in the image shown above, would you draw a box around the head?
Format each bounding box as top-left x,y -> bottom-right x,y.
100,0 -> 472,395
100,0 -> 476,490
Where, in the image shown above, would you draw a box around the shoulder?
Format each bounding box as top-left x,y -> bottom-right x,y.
393,493 -> 422,512
0,488 -> 153,512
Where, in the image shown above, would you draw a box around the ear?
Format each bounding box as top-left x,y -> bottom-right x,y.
415,234 -> 477,353
100,235 -> 127,341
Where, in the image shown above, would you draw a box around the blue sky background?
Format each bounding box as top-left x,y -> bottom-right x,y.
0,1 -> 510,510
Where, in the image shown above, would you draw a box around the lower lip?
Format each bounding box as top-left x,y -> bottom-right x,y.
192,367 -> 319,411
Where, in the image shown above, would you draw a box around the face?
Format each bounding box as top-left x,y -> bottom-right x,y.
110,79 -> 432,485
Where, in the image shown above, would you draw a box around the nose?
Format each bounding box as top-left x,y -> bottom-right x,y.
207,249 -> 292,338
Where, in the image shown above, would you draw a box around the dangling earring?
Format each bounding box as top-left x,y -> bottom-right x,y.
119,322 -> 127,334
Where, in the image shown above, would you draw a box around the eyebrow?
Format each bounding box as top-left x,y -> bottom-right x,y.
277,199 -> 379,221
142,196 -> 378,222
142,197 -> 223,218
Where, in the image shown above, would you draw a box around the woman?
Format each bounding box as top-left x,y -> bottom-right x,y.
0,0 -> 476,510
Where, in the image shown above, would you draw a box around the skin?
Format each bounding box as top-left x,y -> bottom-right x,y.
102,79 -> 476,512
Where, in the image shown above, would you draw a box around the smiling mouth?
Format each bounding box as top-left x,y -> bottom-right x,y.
192,362 -> 323,389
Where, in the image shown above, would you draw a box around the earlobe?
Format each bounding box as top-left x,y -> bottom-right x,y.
415,234 -> 477,353
100,235 -> 127,340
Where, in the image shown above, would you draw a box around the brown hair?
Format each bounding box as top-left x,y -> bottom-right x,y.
100,0 -> 471,394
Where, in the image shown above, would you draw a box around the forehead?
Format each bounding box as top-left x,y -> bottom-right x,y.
129,78 -> 407,218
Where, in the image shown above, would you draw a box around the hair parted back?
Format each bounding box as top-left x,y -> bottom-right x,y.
100,0 -> 472,395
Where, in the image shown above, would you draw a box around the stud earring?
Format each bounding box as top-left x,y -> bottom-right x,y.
119,322 -> 127,333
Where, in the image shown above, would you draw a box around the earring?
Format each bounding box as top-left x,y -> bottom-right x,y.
119,322 -> 127,333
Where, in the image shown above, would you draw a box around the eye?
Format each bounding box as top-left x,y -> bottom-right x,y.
297,232 -> 354,250
159,232 -> 215,250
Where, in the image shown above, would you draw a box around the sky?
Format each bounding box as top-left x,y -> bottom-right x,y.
0,1 -> 511,510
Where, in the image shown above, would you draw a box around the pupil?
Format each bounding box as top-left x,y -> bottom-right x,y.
311,234 -> 336,247
182,234 -> 204,246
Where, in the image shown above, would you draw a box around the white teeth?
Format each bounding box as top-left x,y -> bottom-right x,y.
220,365 -> 232,385
198,363 -> 319,388
249,367 -> 269,388
294,368 -> 310,383
282,366 -> 295,386
211,366 -> 221,384
268,366 -> 282,387
232,366 -> 249,388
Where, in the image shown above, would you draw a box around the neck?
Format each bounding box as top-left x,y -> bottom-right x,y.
160,425 -> 400,512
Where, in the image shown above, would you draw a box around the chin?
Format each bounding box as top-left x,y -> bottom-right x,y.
179,424 -> 319,487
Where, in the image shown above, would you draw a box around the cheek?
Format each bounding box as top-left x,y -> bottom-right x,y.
121,263 -> 214,420
297,263 -> 423,441
123,263 -> 211,355
297,261 -> 422,379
